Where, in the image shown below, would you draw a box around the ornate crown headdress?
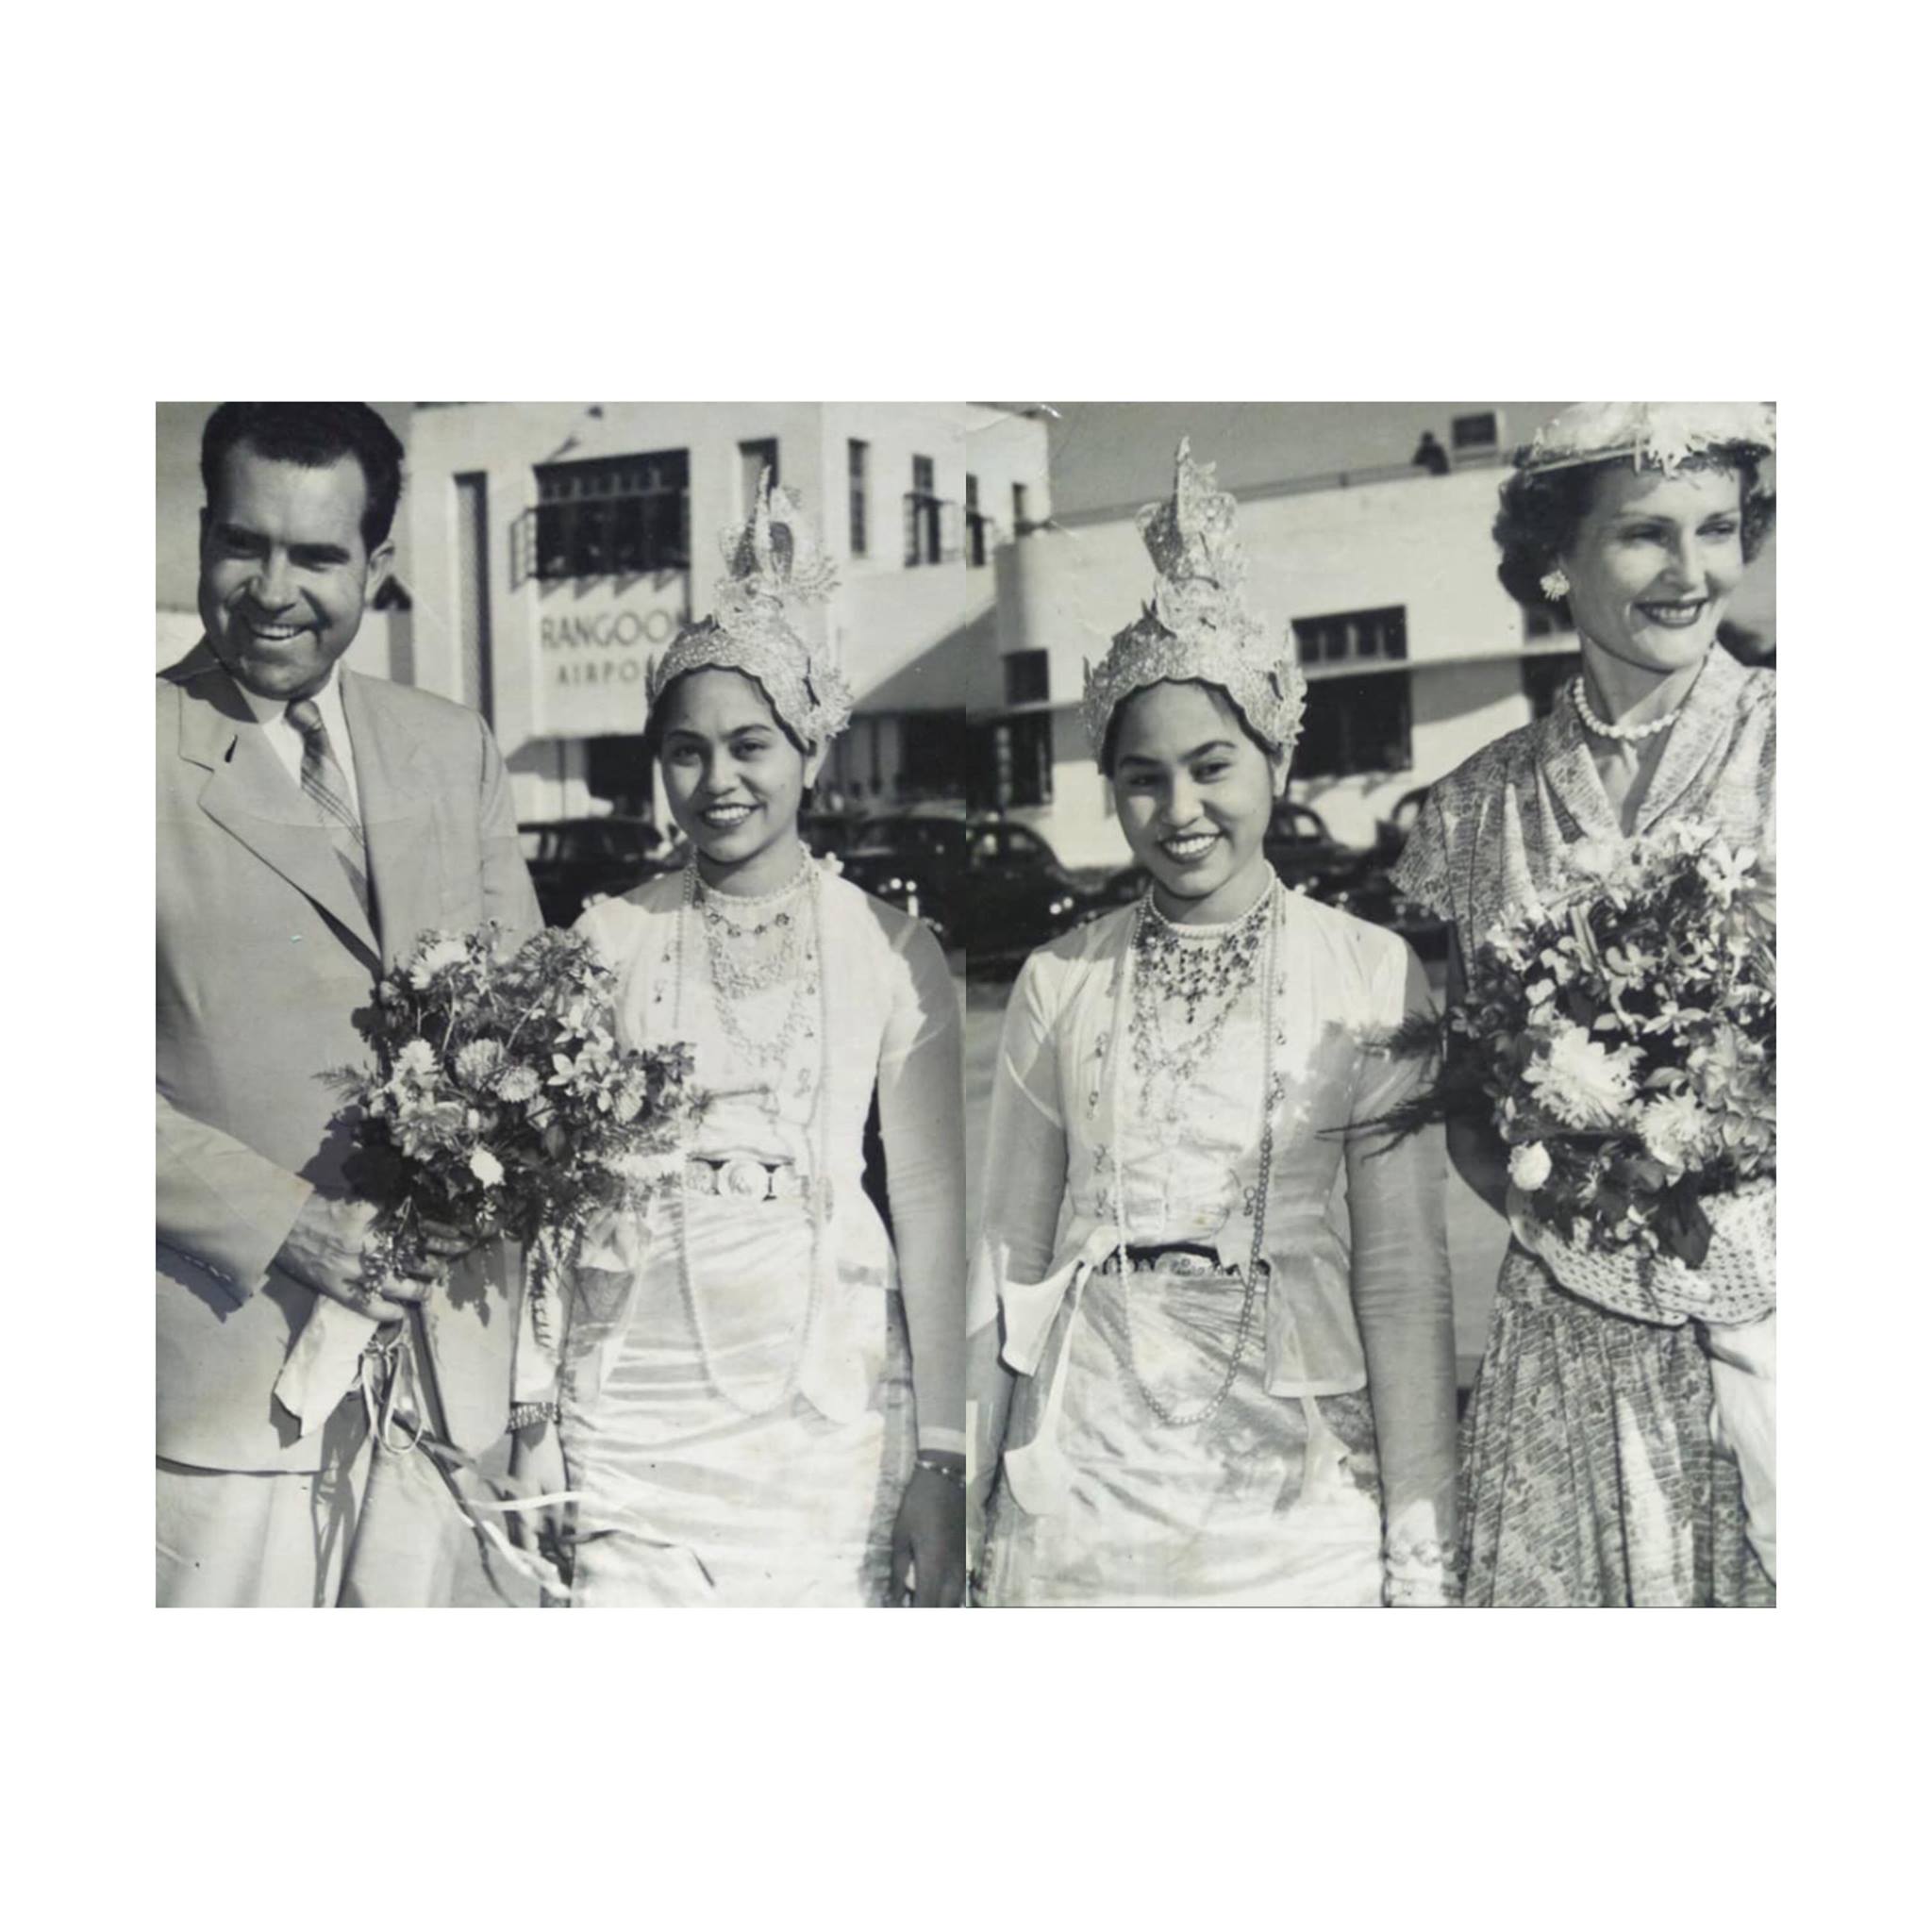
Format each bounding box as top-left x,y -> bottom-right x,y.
1519,401 -> 1776,476
1079,439 -> 1306,760
647,470 -> 853,745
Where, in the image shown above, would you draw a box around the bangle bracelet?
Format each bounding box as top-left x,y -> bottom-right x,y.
915,1454 -> 966,1486
508,1400 -> 559,1434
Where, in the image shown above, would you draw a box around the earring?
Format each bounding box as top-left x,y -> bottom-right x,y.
1540,567 -> 1572,601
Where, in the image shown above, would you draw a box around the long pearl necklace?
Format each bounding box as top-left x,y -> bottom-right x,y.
1104,879 -> 1282,1428
670,856 -> 831,1417
690,857 -> 818,1095
1571,675 -> 1685,742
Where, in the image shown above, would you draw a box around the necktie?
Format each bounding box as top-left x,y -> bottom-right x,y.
285,698 -> 375,932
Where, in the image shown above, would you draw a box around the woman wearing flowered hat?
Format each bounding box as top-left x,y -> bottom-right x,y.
968,442 -> 1459,1606
1394,403 -> 1777,1606
511,476 -> 967,1605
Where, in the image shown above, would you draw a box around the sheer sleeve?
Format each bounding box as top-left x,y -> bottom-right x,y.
966,951 -> 1071,1487
1346,939 -> 1461,1605
1390,785 -> 1455,924
876,919 -> 969,1455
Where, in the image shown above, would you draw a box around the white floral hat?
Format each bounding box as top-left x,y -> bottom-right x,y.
1519,402 -> 1776,476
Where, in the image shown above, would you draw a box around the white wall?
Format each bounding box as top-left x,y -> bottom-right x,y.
996,465 -> 1575,852
404,403 -> 1051,822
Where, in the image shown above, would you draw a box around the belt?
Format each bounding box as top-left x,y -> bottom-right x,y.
1098,1242 -> 1228,1279
683,1156 -> 808,1204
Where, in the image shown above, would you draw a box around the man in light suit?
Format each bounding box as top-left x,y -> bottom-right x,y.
157,402 -> 541,1607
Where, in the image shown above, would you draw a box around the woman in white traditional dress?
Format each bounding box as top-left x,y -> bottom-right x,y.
513,478 -> 968,1606
968,442 -> 1460,1607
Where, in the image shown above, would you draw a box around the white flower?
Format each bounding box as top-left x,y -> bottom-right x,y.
1524,1021 -> 1641,1128
1636,1092 -> 1716,1176
1508,1141 -> 1553,1191
468,1146 -> 505,1189
1526,977 -> 1557,1007
409,936 -> 471,988
394,1039 -> 438,1081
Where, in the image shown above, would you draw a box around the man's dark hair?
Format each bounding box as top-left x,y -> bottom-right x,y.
201,402 -> 407,554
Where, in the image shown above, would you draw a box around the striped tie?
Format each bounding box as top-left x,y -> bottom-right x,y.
286,698 -> 375,931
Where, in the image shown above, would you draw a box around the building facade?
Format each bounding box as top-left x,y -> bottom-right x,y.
397,402 -> 1052,823
981,450 -> 1774,867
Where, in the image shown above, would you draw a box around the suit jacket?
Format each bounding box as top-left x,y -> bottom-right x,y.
157,645 -> 541,1474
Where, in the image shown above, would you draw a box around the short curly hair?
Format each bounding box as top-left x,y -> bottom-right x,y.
1492,450 -> 1776,615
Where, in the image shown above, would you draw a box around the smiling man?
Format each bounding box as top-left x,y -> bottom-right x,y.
156,403 -> 541,1607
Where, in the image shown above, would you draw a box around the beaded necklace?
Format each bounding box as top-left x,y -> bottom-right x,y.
691,855 -> 819,1101
670,855 -> 831,1416
1129,887 -> 1272,1129
1104,879 -> 1283,1427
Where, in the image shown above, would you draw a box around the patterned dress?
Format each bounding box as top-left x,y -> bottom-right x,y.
1394,647 -> 1775,1607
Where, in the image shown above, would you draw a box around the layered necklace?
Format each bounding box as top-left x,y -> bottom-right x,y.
669,849 -> 831,1416
688,848 -> 821,1101
1128,884 -> 1273,1132
1106,877 -> 1283,1428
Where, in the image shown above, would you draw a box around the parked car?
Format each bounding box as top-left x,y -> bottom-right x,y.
520,816 -> 680,926
1343,786 -> 1449,958
1263,801 -> 1371,899
1370,785 -> 1430,863
836,811 -> 1087,963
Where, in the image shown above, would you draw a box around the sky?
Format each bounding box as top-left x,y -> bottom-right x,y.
1037,401 -> 1574,517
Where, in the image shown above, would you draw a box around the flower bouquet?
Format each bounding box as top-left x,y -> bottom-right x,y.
1369,819 -> 1777,1574
277,924 -> 697,1592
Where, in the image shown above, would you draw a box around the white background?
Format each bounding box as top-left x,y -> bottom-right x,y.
4,3 -> 1919,1927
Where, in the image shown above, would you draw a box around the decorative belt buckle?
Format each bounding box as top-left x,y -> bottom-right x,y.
720,1157 -> 774,1201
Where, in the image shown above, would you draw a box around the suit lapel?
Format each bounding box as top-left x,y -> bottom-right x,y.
340,670 -> 442,971
175,654 -> 382,969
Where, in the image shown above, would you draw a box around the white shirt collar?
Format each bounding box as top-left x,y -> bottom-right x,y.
223,661 -> 360,810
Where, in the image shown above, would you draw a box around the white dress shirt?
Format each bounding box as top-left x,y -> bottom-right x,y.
230,666 -> 363,822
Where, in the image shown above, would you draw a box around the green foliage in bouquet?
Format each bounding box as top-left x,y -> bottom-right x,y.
1364,821 -> 1774,1268
326,924 -> 698,1286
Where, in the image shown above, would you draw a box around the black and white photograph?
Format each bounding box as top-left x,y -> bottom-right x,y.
153,398 -> 1778,1611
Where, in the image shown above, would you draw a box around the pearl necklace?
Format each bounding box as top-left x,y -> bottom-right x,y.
669,859 -> 831,1417
1571,675 -> 1686,742
1104,880 -> 1283,1428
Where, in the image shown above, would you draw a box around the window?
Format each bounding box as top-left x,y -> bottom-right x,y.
1292,606 -> 1407,666
966,474 -> 987,566
899,712 -> 969,798
1523,650 -> 1581,719
1012,481 -> 1032,536
739,438 -> 779,509
1451,410 -> 1501,456
1293,672 -> 1412,779
454,472 -> 492,724
534,451 -> 690,579
996,713 -> 1054,807
1003,649 -> 1049,705
848,439 -> 869,558
906,454 -> 942,566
